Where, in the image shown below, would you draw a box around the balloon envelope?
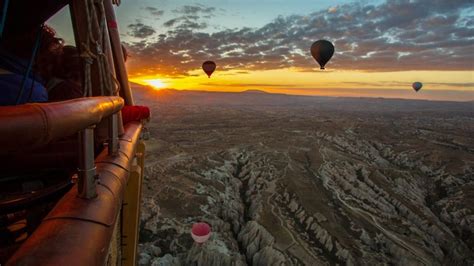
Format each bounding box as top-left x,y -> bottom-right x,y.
311,40 -> 335,70
191,222 -> 211,243
202,61 -> 216,78
412,82 -> 423,92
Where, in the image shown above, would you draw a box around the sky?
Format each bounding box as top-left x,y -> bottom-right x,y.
49,0 -> 474,101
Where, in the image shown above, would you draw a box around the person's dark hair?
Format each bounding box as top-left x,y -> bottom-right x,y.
36,25 -> 64,82
48,45 -> 84,102
59,45 -> 81,82
1,24 -> 64,82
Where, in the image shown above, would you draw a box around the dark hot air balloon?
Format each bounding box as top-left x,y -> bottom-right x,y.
202,61 -> 216,78
311,40 -> 335,70
412,82 -> 423,92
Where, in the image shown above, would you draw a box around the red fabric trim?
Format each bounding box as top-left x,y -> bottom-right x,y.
121,106 -> 150,125
107,20 -> 118,29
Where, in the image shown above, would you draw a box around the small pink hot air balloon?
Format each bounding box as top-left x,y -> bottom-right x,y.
191,222 -> 211,244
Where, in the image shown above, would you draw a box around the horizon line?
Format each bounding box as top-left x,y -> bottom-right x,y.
131,84 -> 474,103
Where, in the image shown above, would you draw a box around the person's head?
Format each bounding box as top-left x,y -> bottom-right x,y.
59,45 -> 82,84
1,24 -> 64,81
36,25 -> 64,81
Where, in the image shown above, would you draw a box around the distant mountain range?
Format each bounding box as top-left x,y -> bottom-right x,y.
130,82 -> 473,114
130,82 -> 474,102
240,89 -> 268,94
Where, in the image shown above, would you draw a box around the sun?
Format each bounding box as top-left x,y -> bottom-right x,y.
145,79 -> 166,90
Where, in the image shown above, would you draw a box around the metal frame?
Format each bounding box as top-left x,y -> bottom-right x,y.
121,140 -> 145,265
104,0 -> 134,105
77,126 -> 97,199
108,113 -> 119,155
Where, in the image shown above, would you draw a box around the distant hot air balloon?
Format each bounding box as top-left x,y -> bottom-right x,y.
412,82 -> 423,92
202,61 -> 216,78
311,40 -> 335,70
191,222 -> 211,244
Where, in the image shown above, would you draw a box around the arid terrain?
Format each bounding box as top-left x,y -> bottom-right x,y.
134,85 -> 474,265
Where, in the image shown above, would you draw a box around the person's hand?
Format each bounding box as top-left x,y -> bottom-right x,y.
112,0 -> 121,6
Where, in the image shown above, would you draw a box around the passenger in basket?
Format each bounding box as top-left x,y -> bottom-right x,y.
0,25 -> 63,105
47,45 -> 83,101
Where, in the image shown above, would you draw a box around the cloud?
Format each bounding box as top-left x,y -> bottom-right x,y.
173,5 -> 216,15
162,4 -> 216,31
328,6 -> 338,13
341,81 -> 474,88
144,6 -> 164,17
127,0 -> 474,76
163,18 -> 180,27
163,17 -> 207,30
128,21 -> 156,38
426,82 -> 474,88
200,82 -> 297,87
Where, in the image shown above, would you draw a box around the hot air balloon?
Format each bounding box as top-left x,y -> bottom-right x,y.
310,40 -> 335,70
202,61 -> 216,78
191,222 -> 211,244
412,82 -> 423,92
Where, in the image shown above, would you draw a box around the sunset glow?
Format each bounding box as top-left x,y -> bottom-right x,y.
144,79 -> 167,90
131,68 -> 474,101
49,0 -> 474,101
